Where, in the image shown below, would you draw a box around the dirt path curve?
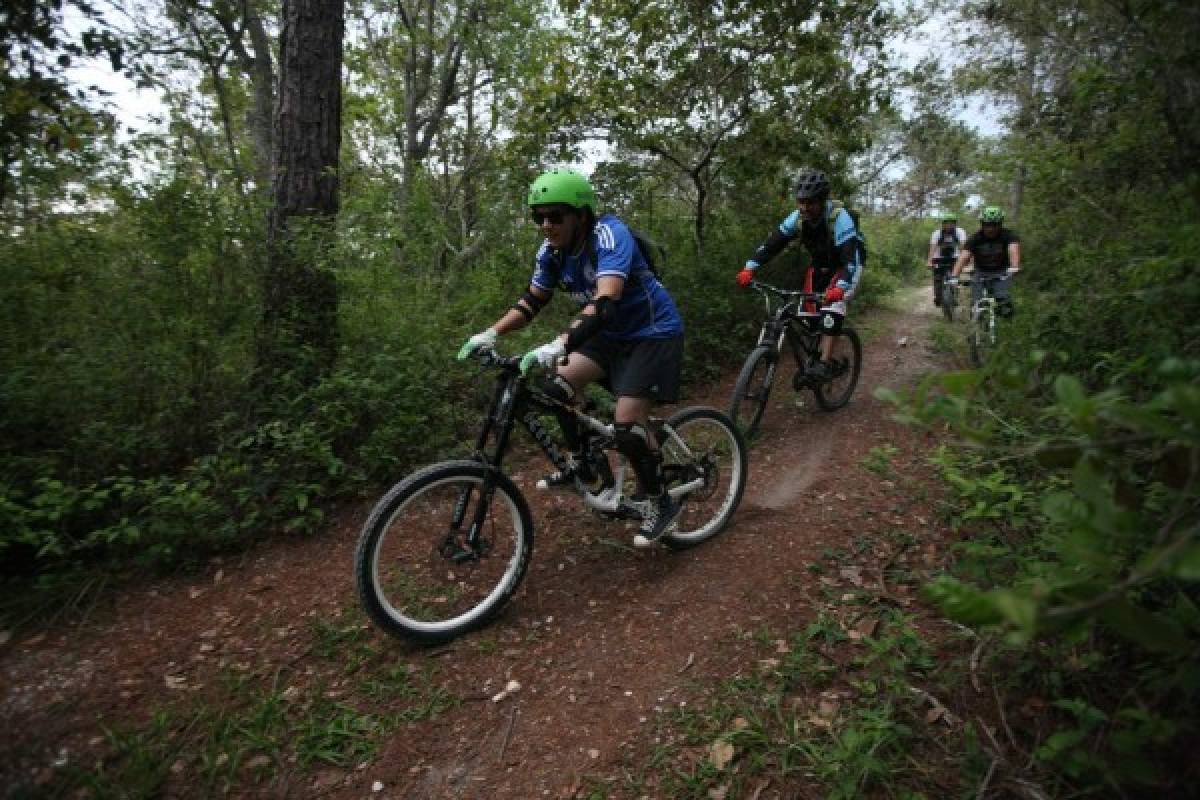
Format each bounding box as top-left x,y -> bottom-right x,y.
1,287 -> 951,799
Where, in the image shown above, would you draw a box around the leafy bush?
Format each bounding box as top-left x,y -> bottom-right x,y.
885,351 -> 1200,795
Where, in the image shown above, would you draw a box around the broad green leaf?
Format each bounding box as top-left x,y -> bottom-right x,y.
1167,541 -> 1200,581
989,589 -> 1038,641
1095,598 -> 1191,653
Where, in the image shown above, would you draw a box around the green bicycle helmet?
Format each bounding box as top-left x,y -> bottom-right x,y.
526,169 -> 597,212
979,206 -> 1005,224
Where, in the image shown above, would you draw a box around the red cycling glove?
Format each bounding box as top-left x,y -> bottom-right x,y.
736,268 -> 755,288
824,286 -> 845,303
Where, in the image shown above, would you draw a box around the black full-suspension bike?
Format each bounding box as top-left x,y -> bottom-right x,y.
355,346 -> 747,644
728,280 -> 863,437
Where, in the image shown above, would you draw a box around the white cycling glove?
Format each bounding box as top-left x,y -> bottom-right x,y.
457,327 -> 498,360
519,339 -> 566,374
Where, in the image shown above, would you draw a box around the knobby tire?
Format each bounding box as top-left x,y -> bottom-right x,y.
354,460 -> 533,645
660,407 -> 748,550
813,327 -> 862,411
728,346 -> 776,438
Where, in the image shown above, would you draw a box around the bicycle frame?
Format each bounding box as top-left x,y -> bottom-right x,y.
969,274 -> 1008,318
468,351 -> 704,518
966,273 -> 1010,364
750,282 -> 824,370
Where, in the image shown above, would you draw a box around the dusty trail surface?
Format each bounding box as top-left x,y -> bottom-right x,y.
1,288 -> 963,799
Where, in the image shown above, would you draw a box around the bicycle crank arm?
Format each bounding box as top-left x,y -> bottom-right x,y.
582,486 -> 623,513
669,478 -> 704,500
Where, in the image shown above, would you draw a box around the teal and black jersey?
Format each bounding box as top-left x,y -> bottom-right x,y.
745,201 -> 864,294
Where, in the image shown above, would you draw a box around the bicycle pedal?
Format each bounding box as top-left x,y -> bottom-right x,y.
535,471 -> 576,491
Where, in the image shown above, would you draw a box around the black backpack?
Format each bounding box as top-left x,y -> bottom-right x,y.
550,225 -> 666,284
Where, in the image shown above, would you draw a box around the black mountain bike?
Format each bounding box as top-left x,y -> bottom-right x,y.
355,347 -> 747,644
932,256 -> 957,321
728,280 -> 863,437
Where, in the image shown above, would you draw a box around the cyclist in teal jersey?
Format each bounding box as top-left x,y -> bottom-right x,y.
735,169 -> 865,382
458,169 -> 686,547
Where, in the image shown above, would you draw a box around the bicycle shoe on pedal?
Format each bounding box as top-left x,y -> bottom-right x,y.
633,492 -> 682,548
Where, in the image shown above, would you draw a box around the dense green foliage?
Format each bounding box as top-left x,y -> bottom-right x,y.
4,0 -> 1197,793
0,0 -> 913,581
880,0 -> 1200,794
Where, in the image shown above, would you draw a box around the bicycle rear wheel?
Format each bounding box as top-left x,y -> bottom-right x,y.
659,407 -> 747,550
728,345 -> 776,437
941,283 -> 956,321
355,460 -> 533,644
814,327 -> 862,411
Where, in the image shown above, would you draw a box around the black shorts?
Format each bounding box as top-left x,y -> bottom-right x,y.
575,334 -> 684,403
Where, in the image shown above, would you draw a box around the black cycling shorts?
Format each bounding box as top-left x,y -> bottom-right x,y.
574,334 -> 684,403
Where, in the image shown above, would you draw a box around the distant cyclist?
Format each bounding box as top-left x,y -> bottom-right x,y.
457,169 -> 686,547
948,206 -> 1021,316
735,169 -> 865,382
927,215 -> 966,307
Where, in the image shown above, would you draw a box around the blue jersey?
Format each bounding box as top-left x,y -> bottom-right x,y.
531,214 -> 684,340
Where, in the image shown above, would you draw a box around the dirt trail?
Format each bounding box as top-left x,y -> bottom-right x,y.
1,287 -> 953,799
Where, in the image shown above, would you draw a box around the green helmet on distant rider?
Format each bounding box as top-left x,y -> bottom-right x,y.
979,206 -> 1005,224
526,169 -> 597,213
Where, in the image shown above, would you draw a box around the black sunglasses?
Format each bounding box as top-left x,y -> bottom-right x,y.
531,209 -> 569,225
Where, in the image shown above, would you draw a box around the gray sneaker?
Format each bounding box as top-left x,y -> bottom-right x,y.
633,492 -> 681,548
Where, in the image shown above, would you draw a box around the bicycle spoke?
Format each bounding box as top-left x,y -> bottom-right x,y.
660,408 -> 746,548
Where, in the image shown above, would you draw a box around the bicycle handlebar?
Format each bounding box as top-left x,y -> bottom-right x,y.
955,272 -> 1014,285
469,346 -> 522,371
747,280 -> 822,301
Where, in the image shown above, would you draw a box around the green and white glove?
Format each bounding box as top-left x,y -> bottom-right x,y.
457,328 -> 498,360
519,340 -> 566,374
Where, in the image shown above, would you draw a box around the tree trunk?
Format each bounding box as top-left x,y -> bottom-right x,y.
1010,24 -> 1041,226
243,2 -> 277,191
257,0 -> 345,390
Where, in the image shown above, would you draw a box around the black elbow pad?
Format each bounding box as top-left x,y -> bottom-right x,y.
564,296 -> 614,352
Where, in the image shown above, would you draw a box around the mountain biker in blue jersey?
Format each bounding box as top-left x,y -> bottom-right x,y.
947,206 -> 1021,317
458,168 -> 686,547
735,169 -> 864,382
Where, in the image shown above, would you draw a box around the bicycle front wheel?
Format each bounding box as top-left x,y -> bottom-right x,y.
968,306 -> 995,366
354,461 -> 533,644
728,346 -> 777,437
814,327 -> 862,411
659,407 -> 748,550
